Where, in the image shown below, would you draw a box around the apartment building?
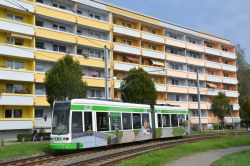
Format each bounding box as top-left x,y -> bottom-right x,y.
0,0 -> 239,139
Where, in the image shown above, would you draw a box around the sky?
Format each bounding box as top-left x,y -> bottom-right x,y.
102,0 -> 250,62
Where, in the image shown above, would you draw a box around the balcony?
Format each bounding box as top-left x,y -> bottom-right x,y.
165,38 -> 186,48
155,84 -> 166,92
143,66 -> 165,75
224,90 -> 239,98
113,43 -> 141,55
225,117 -> 241,124
0,44 -> 34,59
189,102 -> 208,109
166,101 -> 189,108
36,4 -> 76,23
78,36 -> 110,49
0,0 -> 34,12
83,77 -> 111,87
77,15 -> 110,31
0,69 -> 34,82
142,49 -> 165,60
223,77 -> 238,84
188,87 -> 207,95
114,62 -> 139,71
206,75 -> 222,83
206,61 -> 222,69
167,69 -> 187,78
187,57 -> 205,67
166,54 -> 186,63
204,47 -> 221,56
36,27 -> 76,43
190,117 -> 209,124
207,89 -> 219,96
233,104 -> 240,111
0,120 -> 33,130
35,118 -> 52,128
188,72 -> 206,81
141,32 -> 164,43
222,64 -> 237,72
186,43 -> 204,52
114,80 -> 122,89
221,51 -> 236,60
0,94 -> 34,106
113,25 -> 140,38
0,19 -> 34,36
167,85 -> 188,93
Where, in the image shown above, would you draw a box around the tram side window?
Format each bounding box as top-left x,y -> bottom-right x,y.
178,114 -> 185,127
122,113 -> 132,130
133,113 -> 141,129
110,112 -> 121,130
162,114 -> 170,127
72,112 -> 83,134
97,112 -> 109,131
142,114 -> 150,129
171,114 -> 178,127
157,114 -> 162,127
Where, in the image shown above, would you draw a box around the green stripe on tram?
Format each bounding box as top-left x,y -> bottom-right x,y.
50,143 -> 83,150
71,105 -> 188,114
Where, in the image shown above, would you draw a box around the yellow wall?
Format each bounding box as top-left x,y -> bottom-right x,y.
0,32 -> 33,48
113,35 -> 140,47
0,106 -> 34,118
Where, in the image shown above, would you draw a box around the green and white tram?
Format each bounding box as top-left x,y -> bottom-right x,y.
50,99 -> 188,150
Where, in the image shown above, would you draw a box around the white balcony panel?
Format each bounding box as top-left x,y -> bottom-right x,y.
113,25 -> 140,38
206,75 -> 222,83
207,89 -> 219,96
35,118 -> 52,128
0,95 -> 34,106
222,64 -> 237,72
205,48 -> 221,56
114,81 -> 122,89
141,33 -> 164,43
0,20 -> 34,35
0,120 -> 33,130
0,69 -> 34,82
0,44 -> 34,59
233,104 -> 240,111
143,67 -> 165,75
225,91 -> 239,98
142,49 -> 165,60
114,43 -> 141,55
114,62 -> 138,71
206,61 -> 221,69
221,51 -> 236,59
225,117 -> 241,124
223,77 -> 238,84
156,84 -> 166,92
0,0 -> 34,12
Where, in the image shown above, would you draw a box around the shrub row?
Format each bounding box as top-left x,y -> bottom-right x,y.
17,133 -> 50,142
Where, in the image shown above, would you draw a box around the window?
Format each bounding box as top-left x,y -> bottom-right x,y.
206,43 -> 213,48
6,37 -> 23,46
222,48 -> 228,52
97,112 -> 109,131
122,113 -> 132,130
90,51 -> 101,58
224,73 -> 229,77
15,16 -> 23,22
35,109 -> 44,118
110,112 -> 121,130
123,22 -> 132,28
77,10 -> 82,15
59,25 -> 66,31
5,60 -> 23,69
72,112 -> 83,133
148,29 -> 156,34
90,32 -> 101,39
148,44 -> 156,50
5,109 -> 12,118
77,48 -> 82,55
113,38 -> 117,42
133,113 -> 141,129
53,44 -> 66,53
15,38 -> 23,46
224,84 -> 230,90
35,83 -> 46,95
6,13 -> 23,22
123,39 -> 132,45
191,95 -> 198,102
142,113 -> 150,128
37,0 -> 43,3
36,20 -> 44,27
188,38 -> 197,44
162,114 -> 170,127
36,41 -> 45,49
171,79 -> 179,85
176,95 -> 180,101
89,13 -> 101,20
178,114 -> 185,126
157,114 -> 162,127
6,84 -> 25,94
52,3 -> 58,7
53,24 -> 58,30
14,109 -> 22,118
59,5 -> 66,9
171,114 -> 178,127
77,29 -> 82,35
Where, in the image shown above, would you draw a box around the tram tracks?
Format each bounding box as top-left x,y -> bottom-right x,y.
0,131 -> 246,166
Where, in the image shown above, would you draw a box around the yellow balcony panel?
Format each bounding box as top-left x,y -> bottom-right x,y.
167,85 -> 188,93
78,57 -> 109,68
165,38 -> 186,48
36,27 -> 76,43
166,54 -> 186,63
35,96 -> 50,106
77,16 -> 110,31
35,5 -> 76,23
35,50 -> 65,62
188,72 -> 206,81
187,57 -> 205,67
188,87 -> 207,95
35,73 -> 45,83
167,69 -> 187,78
186,43 -> 204,52
82,77 -> 111,88
189,102 -> 208,110
77,36 -> 110,49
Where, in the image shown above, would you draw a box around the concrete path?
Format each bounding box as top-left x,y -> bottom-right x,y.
166,146 -> 250,166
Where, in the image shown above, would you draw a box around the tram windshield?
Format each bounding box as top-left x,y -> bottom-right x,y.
52,102 -> 70,135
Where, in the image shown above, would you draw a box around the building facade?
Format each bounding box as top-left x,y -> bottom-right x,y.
0,0 -> 239,139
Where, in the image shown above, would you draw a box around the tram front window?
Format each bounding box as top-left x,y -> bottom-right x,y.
52,102 -> 70,135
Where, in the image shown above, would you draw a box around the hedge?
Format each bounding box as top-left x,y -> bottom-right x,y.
17,133 -> 50,142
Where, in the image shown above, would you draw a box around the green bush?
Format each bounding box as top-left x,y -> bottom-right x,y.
17,133 -> 50,142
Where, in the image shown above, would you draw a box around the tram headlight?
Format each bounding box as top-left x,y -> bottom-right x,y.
65,137 -> 69,140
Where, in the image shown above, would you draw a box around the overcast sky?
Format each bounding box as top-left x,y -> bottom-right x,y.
102,0 -> 250,62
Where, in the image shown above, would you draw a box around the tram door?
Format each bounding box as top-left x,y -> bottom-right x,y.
72,112 -> 83,134
84,112 -> 93,132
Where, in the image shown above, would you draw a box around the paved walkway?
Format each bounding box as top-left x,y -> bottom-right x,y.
166,146 -> 250,166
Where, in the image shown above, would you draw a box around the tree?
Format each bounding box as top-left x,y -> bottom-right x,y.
240,97 -> 250,128
44,54 -> 87,106
120,68 -> 157,105
210,92 -> 230,130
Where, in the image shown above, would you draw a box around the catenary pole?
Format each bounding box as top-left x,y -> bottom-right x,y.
196,70 -> 202,132
104,45 -> 109,99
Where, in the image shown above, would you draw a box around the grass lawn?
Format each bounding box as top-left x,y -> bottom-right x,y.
211,150 -> 250,166
0,142 -> 49,160
116,135 -> 250,166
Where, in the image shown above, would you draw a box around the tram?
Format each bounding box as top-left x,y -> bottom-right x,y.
50,99 -> 188,150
